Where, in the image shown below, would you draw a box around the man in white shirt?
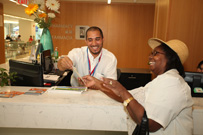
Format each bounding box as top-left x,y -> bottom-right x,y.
57,26 -> 117,86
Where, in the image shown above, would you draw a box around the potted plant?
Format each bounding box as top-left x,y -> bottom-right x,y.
0,68 -> 17,87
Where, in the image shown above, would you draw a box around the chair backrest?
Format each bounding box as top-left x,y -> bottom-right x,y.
10,42 -> 19,49
117,68 -> 121,80
13,43 -> 19,49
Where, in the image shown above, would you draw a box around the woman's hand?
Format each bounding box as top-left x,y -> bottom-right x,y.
102,78 -> 127,99
82,75 -> 103,90
82,76 -> 123,102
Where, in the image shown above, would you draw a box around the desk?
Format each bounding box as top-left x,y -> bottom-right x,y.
192,98 -> 203,135
1,87 -> 203,135
0,86 -> 128,135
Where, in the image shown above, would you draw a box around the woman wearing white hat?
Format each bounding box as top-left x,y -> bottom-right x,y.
82,38 -> 193,135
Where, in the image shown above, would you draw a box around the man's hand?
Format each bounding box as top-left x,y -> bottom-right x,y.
58,56 -> 73,71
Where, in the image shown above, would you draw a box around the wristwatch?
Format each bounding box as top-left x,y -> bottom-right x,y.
123,97 -> 134,107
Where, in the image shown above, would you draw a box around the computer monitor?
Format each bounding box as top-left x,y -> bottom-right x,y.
9,59 -> 44,87
41,49 -> 53,74
184,71 -> 203,97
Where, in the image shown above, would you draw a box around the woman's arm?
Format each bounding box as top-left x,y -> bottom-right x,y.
82,76 -> 162,131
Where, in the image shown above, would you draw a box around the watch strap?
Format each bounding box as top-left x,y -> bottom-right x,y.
123,97 -> 134,107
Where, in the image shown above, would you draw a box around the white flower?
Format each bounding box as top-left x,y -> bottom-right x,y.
46,0 -> 60,13
33,0 -> 45,10
48,13 -> 56,18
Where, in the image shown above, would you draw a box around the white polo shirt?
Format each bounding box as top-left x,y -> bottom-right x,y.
67,46 -> 117,86
128,69 -> 193,135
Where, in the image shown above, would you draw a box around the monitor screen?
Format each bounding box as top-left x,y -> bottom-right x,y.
41,49 -> 53,74
184,71 -> 203,97
9,59 -> 44,87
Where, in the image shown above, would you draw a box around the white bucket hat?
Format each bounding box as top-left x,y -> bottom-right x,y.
148,38 -> 189,64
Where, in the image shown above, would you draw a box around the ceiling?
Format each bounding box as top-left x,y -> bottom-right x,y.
1,0 -> 155,22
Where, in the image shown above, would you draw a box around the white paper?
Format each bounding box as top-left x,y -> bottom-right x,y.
43,74 -> 59,82
72,66 -> 85,84
48,86 -> 87,94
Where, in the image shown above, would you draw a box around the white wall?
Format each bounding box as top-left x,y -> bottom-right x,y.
19,20 -> 35,42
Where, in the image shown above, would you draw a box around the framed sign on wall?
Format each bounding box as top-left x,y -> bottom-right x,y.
75,25 -> 89,40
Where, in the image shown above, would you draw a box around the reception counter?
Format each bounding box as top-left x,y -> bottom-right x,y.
0,86 -> 128,135
1,86 -> 203,135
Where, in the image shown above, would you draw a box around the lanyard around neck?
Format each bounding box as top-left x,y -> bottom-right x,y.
87,48 -> 102,76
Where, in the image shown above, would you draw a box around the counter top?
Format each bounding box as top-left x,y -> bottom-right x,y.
0,86 -> 127,131
192,97 -> 203,108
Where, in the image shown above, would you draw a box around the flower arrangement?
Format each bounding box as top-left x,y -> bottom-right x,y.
25,0 -> 60,29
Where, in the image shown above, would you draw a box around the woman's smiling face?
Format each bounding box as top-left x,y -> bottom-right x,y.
148,46 -> 168,75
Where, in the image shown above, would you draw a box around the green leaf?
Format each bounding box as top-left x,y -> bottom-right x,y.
0,68 -> 17,87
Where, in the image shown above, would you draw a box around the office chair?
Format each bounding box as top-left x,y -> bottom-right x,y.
117,68 -> 121,80
57,70 -> 73,86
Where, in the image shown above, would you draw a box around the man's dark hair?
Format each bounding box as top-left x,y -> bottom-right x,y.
160,43 -> 185,77
86,26 -> 103,39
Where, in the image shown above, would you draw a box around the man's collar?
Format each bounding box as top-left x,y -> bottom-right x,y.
87,47 -> 103,60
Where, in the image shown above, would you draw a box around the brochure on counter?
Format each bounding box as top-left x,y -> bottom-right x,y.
24,88 -> 48,95
0,91 -> 25,98
48,86 -> 87,94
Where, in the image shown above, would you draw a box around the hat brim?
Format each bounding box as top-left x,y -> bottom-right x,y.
148,38 -> 189,64
148,38 -> 167,50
